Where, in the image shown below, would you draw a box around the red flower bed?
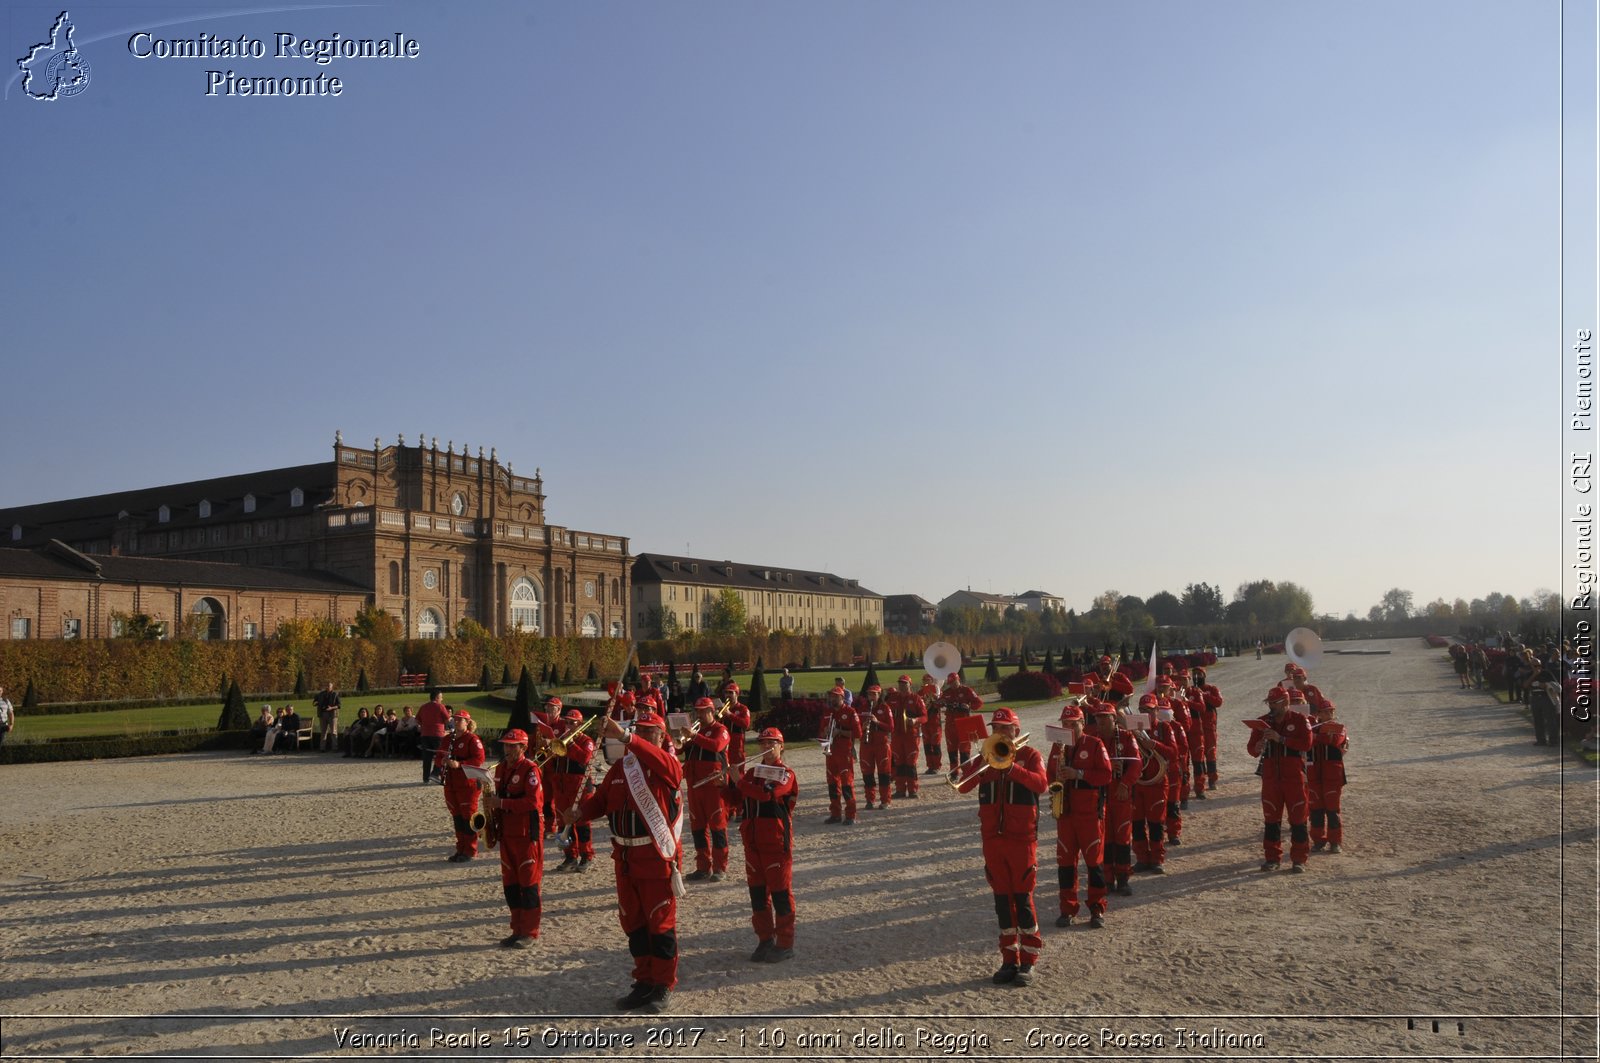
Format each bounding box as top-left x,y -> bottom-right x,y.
756,697 -> 829,744
998,671 -> 1063,701
1424,635 -> 1450,648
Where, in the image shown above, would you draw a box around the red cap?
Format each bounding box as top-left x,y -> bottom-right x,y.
1287,688 -> 1307,704
1266,687 -> 1289,705
544,696 -> 563,710
898,674 -> 912,684
454,709 -> 472,720
867,684 -> 882,693
947,672 -> 960,682
693,697 -> 716,710
757,727 -> 784,742
1099,655 -> 1113,665
1316,699 -> 1336,713
563,708 -> 583,721
725,683 -> 740,694
499,728 -> 529,744
1058,704 -> 1084,723
634,710 -> 665,729
1284,663 -> 1297,675
1087,703 -> 1116,718
1139,693 -> 1160,709
991,707 -> 1020,726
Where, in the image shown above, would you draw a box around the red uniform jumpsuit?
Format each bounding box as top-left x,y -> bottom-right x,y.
1182,689 -> 1208,797
1307,723 -> 1349,848
722,700 -> 752,820
821,704 -> 862,822
437,729 -> 486,858
729,760 -> 799,950
941,683 -> 985,766
886,689 -> 926,797
919,680 -> 944,771
550,731 -> 597,864
683,720 -> 731,875
1199,684 -> 1223,786
574,735 -> 685,992
1050,734 -> 1114,919
959,745 -> 1049,970
1132,725 -> 1178,870
1247,709 -> 1315,866
531,712 -> 560,836
494,751 -> 544,938
1161,707 -> 1189,841
859,700 -> 893,807
1101,728 -> 1143,890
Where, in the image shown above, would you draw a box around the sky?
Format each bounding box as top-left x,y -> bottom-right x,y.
2,1 -> 1591,621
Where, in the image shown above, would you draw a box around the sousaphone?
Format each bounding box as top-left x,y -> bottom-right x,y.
922,642 -> 962,683
1285,627 -> 1323,671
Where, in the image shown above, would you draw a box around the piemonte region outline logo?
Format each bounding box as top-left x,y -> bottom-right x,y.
18,10 -> 91,100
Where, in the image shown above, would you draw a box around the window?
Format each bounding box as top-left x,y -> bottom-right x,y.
198,500 -> 212,518
510,577 -> 542,634
610,619 -> 623,638
243,494 -> 256,514
10,618 -> 31,639
388,561 -> 401,595
290,487 -> 304,507
611,578 -> 620,604
581,613 -> 600,637
10,524 -> 20,541
62,618 -> 81,639
192,597 -> 224,640
158,506 -> 170,523
418,608 -> 442,639
243,621 -> 258,639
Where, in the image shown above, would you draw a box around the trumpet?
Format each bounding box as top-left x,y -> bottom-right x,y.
533,714 -> 599,768
686,699 -> 732,737
946,731 -> 1031,790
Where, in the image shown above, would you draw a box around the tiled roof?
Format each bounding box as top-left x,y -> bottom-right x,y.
0,543 -> 368,594
633,553 -> 880,598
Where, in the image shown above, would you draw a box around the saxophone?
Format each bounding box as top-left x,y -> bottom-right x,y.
1048,742 -> 1071,819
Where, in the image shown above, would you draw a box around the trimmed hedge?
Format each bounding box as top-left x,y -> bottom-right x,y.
0,729 -> 251,764
997,671 -> 1063,701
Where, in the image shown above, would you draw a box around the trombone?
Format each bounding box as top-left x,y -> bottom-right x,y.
945,731 -> 1031,791
533,714 -> 599,769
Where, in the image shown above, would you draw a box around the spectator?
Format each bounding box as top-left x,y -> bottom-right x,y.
1528,666 -> 1562,748
687,670 -> 711,704
342,707 -> 375,757
779,668 -> 794,701
1452,647 -> 1470,689
393,706 -> 420,756
1469,646 -> 1488,690
835,678 -> 853,707
366,708 -> 399,757
314,681 -> 342,752
273,706 -> 304,752
0,683 -> 15,755
667,677 -> 684,713
249,705 -> 276,754
417,690 -> 451,785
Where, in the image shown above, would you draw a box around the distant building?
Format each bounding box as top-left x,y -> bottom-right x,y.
0,434 -> 631,640
632,553 -> 882,636
883,594 -> 936,635
1014,590 -> 1065,614
938,590 -> 1015,614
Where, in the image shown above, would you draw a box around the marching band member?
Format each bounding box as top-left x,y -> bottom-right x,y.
551,707 -> 598,871
1177,672 -> 1208,800
1094,701 -> 1142,897
1049,703 -> 1113,929
1289,666 -> 1326,711
722,683 -> 752,775
857,685 -> 893,809
562,712 -> 685,1014
680,696 -> 732,882
939,672 -> 984,768
487,728 -> 544,947
1308,698 -> 1348,854
1158,681 -> 1191,841
919,673 -> 944,774
820,689 -> 862,824
727,727 -> 799,962
1131,694 -> 1179,875
1247,686 -> 1315,872
437,710 -> 486,862
886,675 -> 927,799
956,707 -> 1049,987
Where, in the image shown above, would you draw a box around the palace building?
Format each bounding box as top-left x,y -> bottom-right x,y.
631,553 -> 883,637
0,434 -> 632,641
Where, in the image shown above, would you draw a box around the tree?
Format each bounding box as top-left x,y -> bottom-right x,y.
22,679 -> 39,708
357,668 -> 371,693
1181,582 -> 1226,624
455,617 -> 491,640
644,606 -> 680,639
294,669 -> 308,698
1376,588 -> 1414,622
984,652 -> 1000,681
110,611 -> 165,640
1091,590 -> 1122,617
1145,591 -> 1185,626
707,589 -> 748,637
749,657 -> 769,713
501,664 -> 513,685
478,663 -> 493,691
509,666 -> 539,734
352,605 -> 402,642
217,680 -> 249,732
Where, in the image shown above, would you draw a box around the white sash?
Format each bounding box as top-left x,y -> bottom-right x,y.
621,752 -> 682,857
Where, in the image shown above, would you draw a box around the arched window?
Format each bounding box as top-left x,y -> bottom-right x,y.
243,494 -> 256,514
9,524 -> 20,541
157,506 -> 170,523
388,561 -> 401,595
290,487 -> 304,507
192,597 -> 225,640
581,613 -> 600,637
510,577 -> 542,634
198,500 -> 212,518
418,608 -> 442,639
611,578 -> 620,605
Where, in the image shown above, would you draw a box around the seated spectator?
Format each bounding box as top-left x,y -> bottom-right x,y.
251,705 -> 276,754
393,706 -> 420,757
342,707 -> 375,757
365,707 -> 397,758
274,706 -> 304,752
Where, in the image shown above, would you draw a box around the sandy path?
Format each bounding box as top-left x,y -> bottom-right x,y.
1,638 -> 1593,1060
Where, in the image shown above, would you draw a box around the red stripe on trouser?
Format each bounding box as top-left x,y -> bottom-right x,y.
982,836 -> 1039,965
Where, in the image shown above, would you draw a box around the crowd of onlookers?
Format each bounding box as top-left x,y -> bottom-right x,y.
1450,634 -> 1596,750
247,693 -> 422,758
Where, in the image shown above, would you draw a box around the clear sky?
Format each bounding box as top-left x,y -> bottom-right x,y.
2,1 -> 1584,620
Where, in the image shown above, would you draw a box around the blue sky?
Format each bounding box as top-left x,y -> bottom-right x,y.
2,1 -> 1586,619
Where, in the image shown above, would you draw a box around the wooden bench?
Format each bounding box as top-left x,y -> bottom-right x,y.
399,672 -> 429,689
